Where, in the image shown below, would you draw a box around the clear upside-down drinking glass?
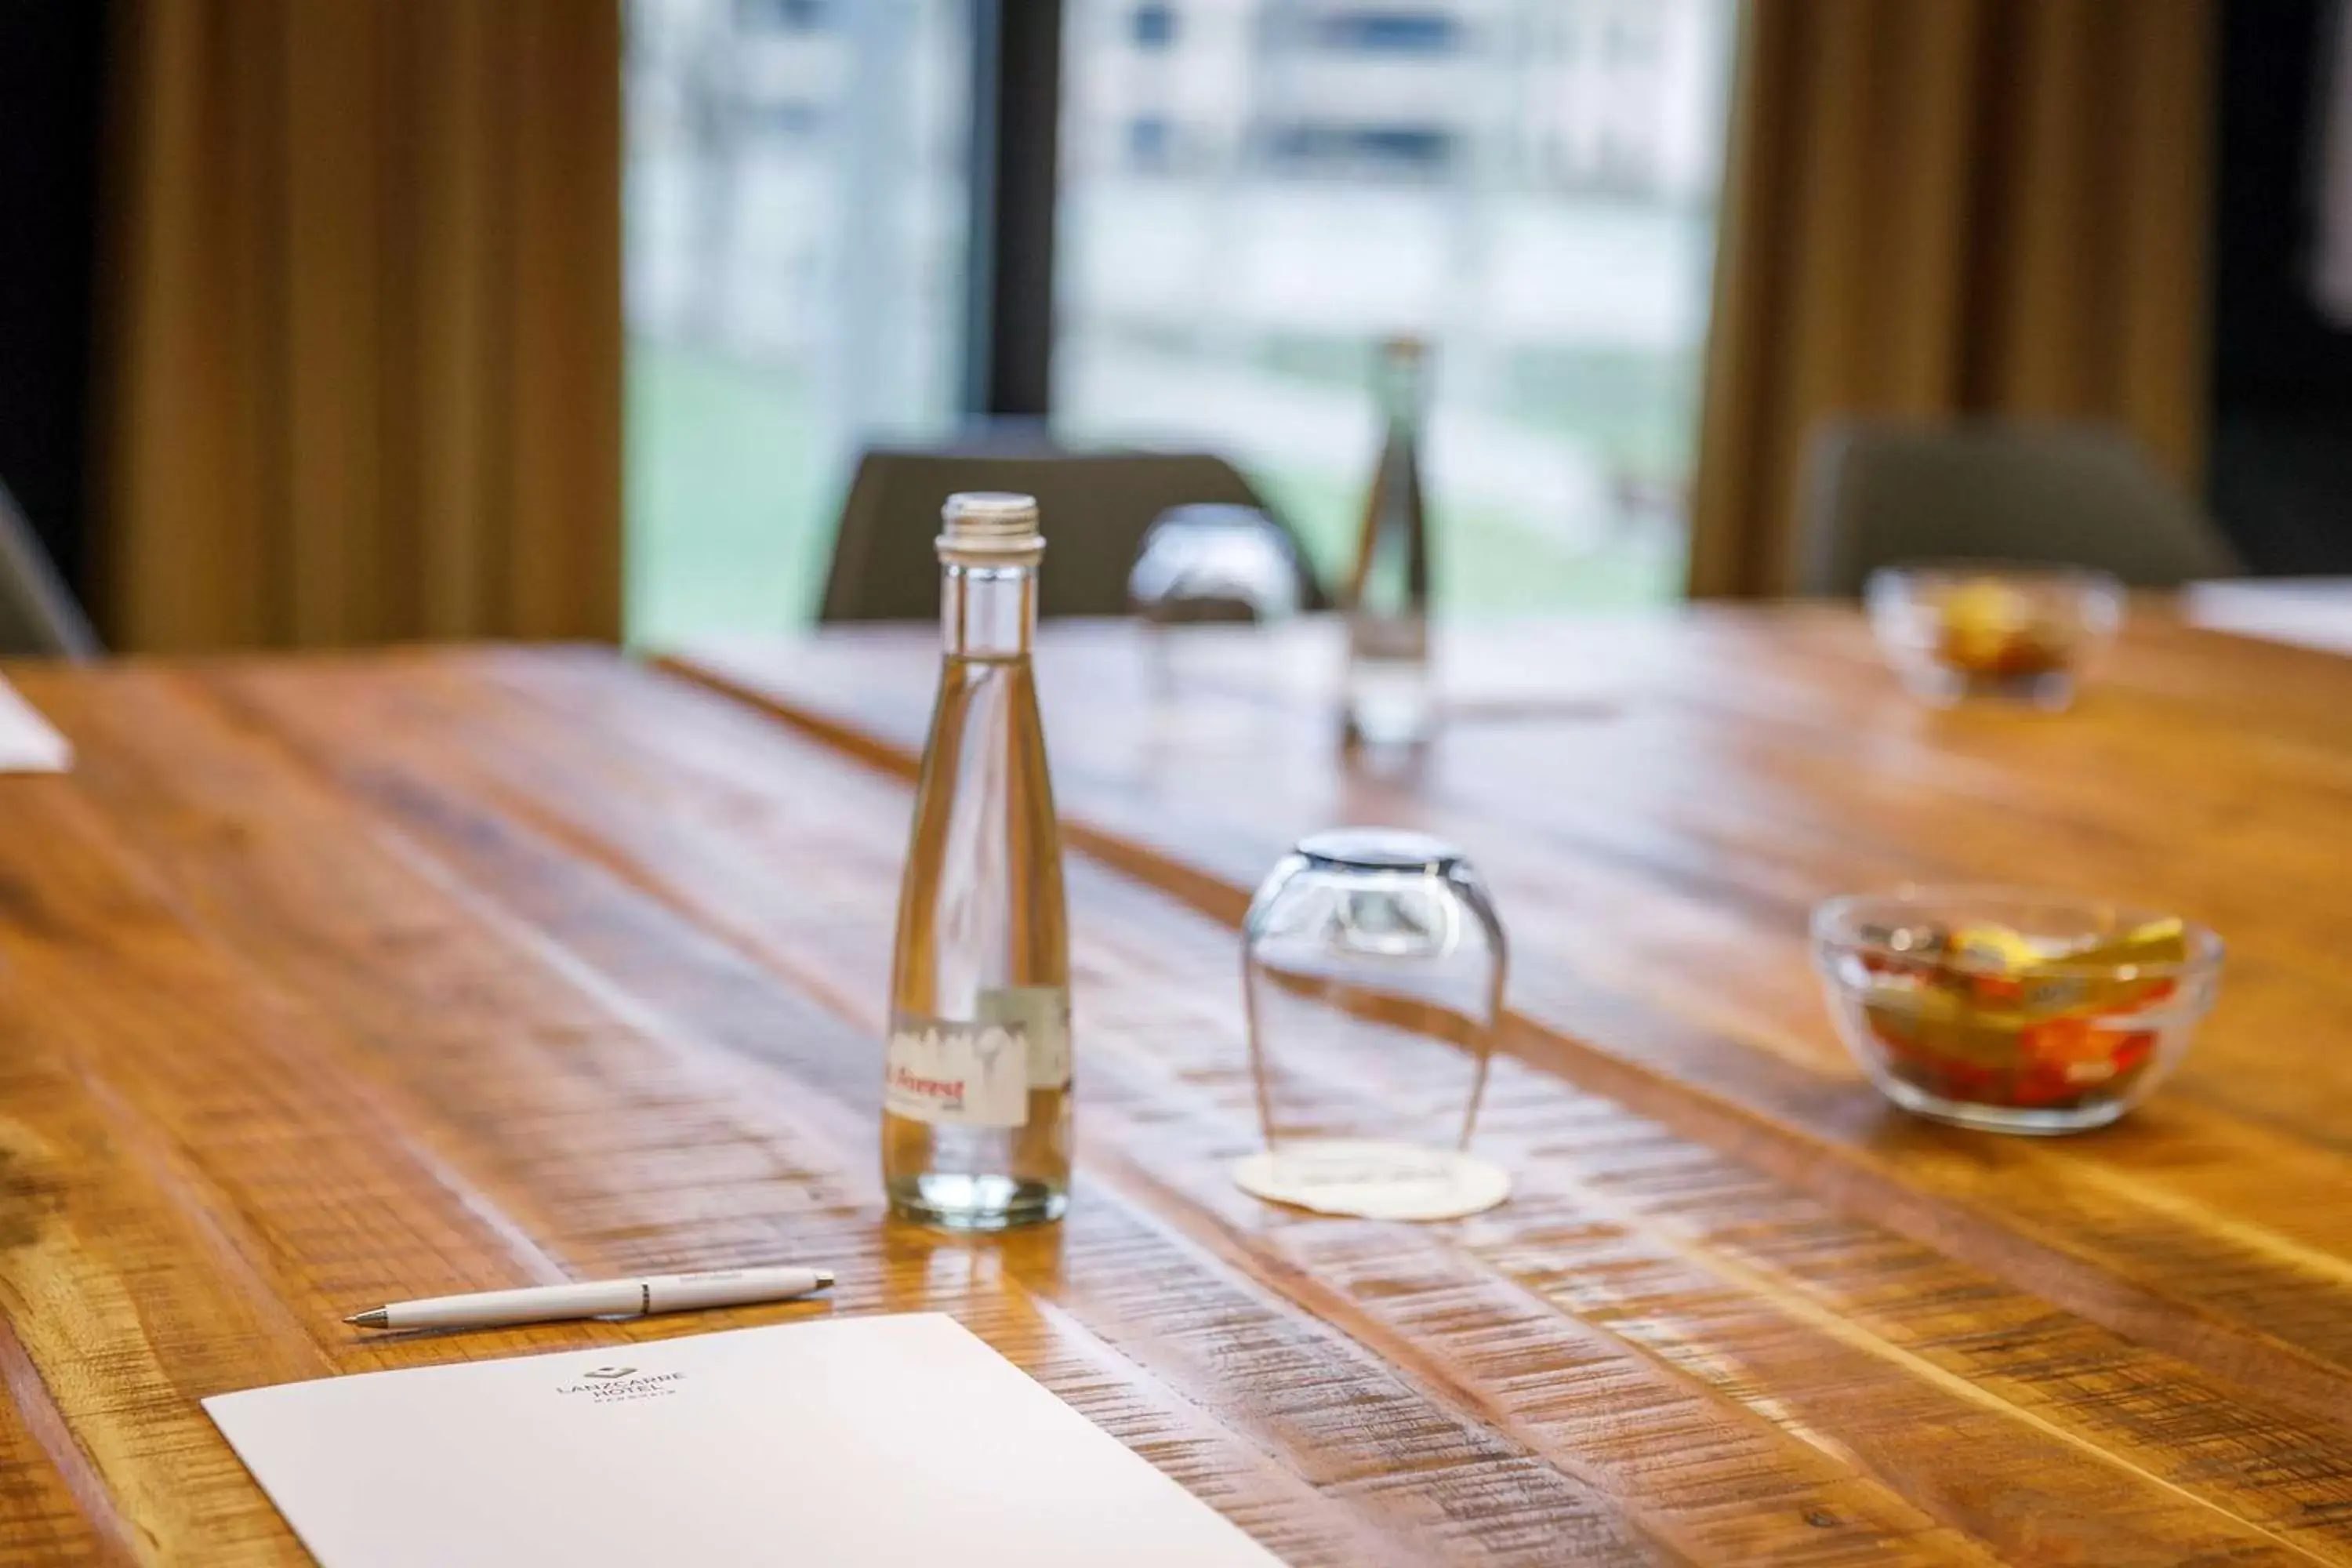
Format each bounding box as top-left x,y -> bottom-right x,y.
1127,503 -> 1307,698
1238,829 -> 1509,1220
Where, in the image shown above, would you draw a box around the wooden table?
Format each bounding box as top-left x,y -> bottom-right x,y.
668,606 -> 2352,1563
0,617 -> 2347,1565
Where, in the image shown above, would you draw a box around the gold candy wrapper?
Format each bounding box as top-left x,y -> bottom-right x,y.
1933,580 -> 2074,678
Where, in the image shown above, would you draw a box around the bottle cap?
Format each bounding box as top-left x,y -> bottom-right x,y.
938,492 -> 1046,566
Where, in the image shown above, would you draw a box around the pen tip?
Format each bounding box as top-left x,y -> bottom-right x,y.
816,1270 -> 835,1290
344,1309 -> 389,1329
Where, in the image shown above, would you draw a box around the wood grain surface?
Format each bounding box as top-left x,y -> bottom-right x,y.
663,606 -> 2352,1561
0,618 -> 2341,1563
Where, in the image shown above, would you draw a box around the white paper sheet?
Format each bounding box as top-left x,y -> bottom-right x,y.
205,1313 -> 1283,1568
0,677 -> 67,771
2186,579 -> 2352,658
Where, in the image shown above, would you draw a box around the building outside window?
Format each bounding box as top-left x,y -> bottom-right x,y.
1058,0 -> 1735,612
626,0 -> 1734,637
625,0 -> 968,642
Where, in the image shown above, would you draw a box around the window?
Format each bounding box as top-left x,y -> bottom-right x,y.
1133,2 -> 1178,48
1128,114 -> 1175,170
626,0 -> 1738,633
625,0 -> 970,642
1262,122 -> 1458,179
1055,0 -> 1738,614
737,0 -> 831,30
1314,11 -> 1461,55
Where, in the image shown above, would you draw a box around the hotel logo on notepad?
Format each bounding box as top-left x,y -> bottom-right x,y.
558,1363 -> 685,1403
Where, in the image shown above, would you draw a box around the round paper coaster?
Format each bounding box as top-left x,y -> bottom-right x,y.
1232,1140 -> 1512,1221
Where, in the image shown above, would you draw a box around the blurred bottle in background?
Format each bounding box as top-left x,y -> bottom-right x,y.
1343,337 -> 1436,747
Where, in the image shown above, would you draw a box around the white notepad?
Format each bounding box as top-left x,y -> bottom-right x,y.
205,1313 -> 1282,1568
0,677 -> 67,771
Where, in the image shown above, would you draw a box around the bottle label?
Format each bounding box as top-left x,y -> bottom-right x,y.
981,986 -> 1073,1091
885,1014 -> 1029,1128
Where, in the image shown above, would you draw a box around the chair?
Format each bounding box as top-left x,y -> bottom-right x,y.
819,444 -> 1327,622
0,480 -> 98,657
1797,419 -> 2242,597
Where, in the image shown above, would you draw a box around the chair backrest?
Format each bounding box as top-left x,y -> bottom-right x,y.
820,446 -> 1326,622
0,481 -> 99,658
1798,419 -> 2242,597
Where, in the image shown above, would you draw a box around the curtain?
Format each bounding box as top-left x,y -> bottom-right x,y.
101,0 -> 623,651
1689,0 -> 2218,599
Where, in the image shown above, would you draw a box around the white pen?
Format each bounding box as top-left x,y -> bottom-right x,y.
343,1266 -> 835,1331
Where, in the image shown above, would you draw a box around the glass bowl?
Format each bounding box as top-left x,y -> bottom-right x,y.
1812,888 -> 2221,1134
1866,562 -> 2123,710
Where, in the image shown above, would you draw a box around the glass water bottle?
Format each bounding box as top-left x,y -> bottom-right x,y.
1343,336 -> 1436,746
884,492 -> 1073,1229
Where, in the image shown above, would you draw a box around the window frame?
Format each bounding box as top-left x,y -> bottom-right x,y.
960,0 -> 1065,419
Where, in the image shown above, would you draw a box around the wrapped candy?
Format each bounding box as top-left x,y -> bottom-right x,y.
1860,917 -> 2183,1112
1933,579 -> 2074,679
